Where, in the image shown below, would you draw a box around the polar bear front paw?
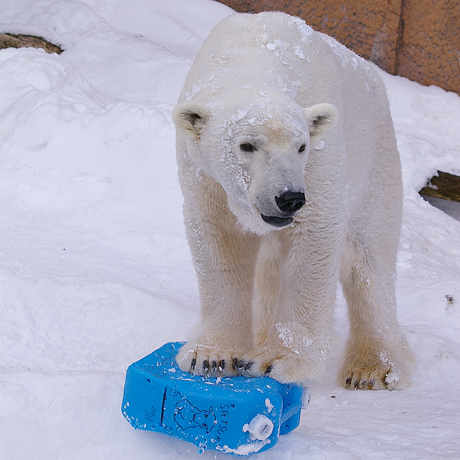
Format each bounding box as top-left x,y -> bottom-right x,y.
176,338 -> 248,377
340,340 -> 413,390
239,343 -> 322,383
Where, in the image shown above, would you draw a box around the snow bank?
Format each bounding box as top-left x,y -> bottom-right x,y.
0,1 -> 459,459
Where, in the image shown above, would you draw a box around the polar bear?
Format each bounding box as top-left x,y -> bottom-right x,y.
172,12 -> 413,389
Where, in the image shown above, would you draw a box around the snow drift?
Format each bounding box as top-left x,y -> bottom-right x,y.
0,1 -> 459,459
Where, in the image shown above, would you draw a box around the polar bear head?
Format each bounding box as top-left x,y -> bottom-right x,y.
173,94 -> 337,234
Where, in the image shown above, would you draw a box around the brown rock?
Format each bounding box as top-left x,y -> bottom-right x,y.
0,33 -> 63,54
420,171 -> 460,202
397,0 -> 460,94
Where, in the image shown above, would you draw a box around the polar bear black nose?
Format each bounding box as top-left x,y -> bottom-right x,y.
275,191 -> 306,214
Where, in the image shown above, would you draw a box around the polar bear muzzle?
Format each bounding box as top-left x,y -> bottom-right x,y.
260,190 -> 306,227
275,191 -> 306,214
261,214 -> 293,227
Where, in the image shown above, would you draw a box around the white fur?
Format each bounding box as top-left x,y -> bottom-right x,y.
172,12 -> 413,388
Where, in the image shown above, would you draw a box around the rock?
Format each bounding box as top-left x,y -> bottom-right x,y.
0,33 -> 63,54
420,171 -> 460,202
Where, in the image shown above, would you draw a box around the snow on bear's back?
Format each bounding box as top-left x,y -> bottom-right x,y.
181,12 -> 382,111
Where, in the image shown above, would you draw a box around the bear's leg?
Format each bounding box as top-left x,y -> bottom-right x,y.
339,236 -> 413,390
252,233 -> 282,347
240,225 -> 341,383
176,182 -> 260,377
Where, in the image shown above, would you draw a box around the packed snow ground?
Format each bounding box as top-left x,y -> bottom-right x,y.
1,1 -> 459,459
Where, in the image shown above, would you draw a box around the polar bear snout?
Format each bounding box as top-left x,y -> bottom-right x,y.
260,190 -> 306,227
276,191 -> 306,214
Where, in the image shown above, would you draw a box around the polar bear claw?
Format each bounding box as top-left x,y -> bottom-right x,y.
176,337 -> 249,377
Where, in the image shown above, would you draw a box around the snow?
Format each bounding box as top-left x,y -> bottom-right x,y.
0,1 -> 459,459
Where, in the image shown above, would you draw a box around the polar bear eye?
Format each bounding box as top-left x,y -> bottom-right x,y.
240,143 -> 256,152
298,144 -> 306,153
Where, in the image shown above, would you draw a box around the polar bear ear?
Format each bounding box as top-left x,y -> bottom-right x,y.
304,103 -> 338,146
172,102 -> 211,140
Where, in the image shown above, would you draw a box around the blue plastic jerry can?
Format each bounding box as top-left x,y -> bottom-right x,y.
121,342 -> 309,456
